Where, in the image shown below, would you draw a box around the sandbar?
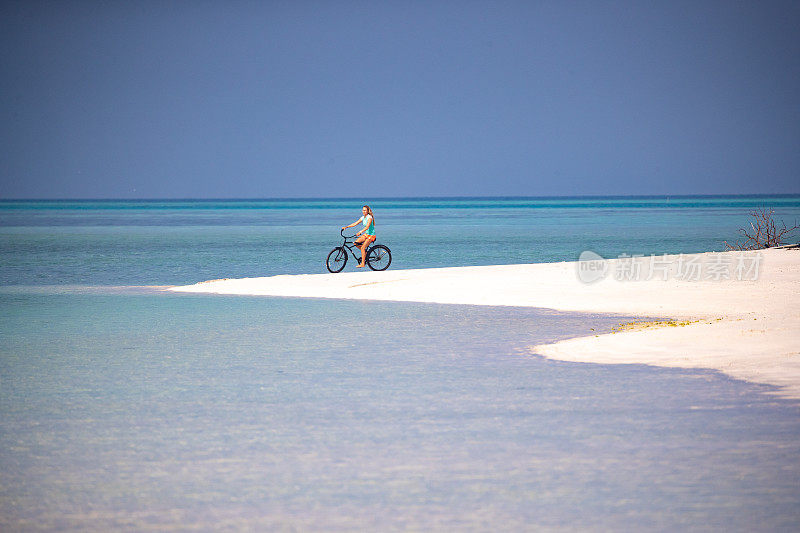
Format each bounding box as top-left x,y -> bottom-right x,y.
169,248 -> 800,399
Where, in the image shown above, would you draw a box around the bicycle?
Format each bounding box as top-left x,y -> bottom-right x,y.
326,228 -> 392,273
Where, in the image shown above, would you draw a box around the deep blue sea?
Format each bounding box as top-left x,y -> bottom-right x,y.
2,196 -> 799,530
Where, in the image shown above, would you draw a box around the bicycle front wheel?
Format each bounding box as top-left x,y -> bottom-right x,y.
366,245 -> 392,271
326,247 -> 348,273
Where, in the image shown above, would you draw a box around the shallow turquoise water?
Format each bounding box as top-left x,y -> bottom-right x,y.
1,197 -> 799,530
1,290 -> 799,530
2,196 -> 799,285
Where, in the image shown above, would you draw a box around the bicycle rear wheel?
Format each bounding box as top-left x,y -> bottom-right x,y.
366,245 -> 392,271
326,247 -> 348,273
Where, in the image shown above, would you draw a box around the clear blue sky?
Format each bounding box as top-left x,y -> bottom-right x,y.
1,1 -> 798,199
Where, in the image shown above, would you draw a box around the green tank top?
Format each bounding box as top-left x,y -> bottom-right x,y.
360,214 -> 375,236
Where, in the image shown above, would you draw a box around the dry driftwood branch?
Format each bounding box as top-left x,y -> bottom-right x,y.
725,208 -> 800,250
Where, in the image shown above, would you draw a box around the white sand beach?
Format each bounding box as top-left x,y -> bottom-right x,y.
170,248 -> 800,399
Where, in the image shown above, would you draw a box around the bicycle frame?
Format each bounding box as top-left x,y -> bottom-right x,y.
338,229 -> 373,262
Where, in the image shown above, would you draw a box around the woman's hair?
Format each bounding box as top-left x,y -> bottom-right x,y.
363,205 -> 374,224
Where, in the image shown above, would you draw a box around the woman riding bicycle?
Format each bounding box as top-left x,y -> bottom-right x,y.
342,205 -> 376,268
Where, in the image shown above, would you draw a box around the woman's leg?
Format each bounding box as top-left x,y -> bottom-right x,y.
352,236 -> 365,266
358,236 -> 374,267
358,239 -> 368,266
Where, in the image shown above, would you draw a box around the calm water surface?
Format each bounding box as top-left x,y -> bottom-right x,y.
1,290 -> 798,531
2,196 -> 799,285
